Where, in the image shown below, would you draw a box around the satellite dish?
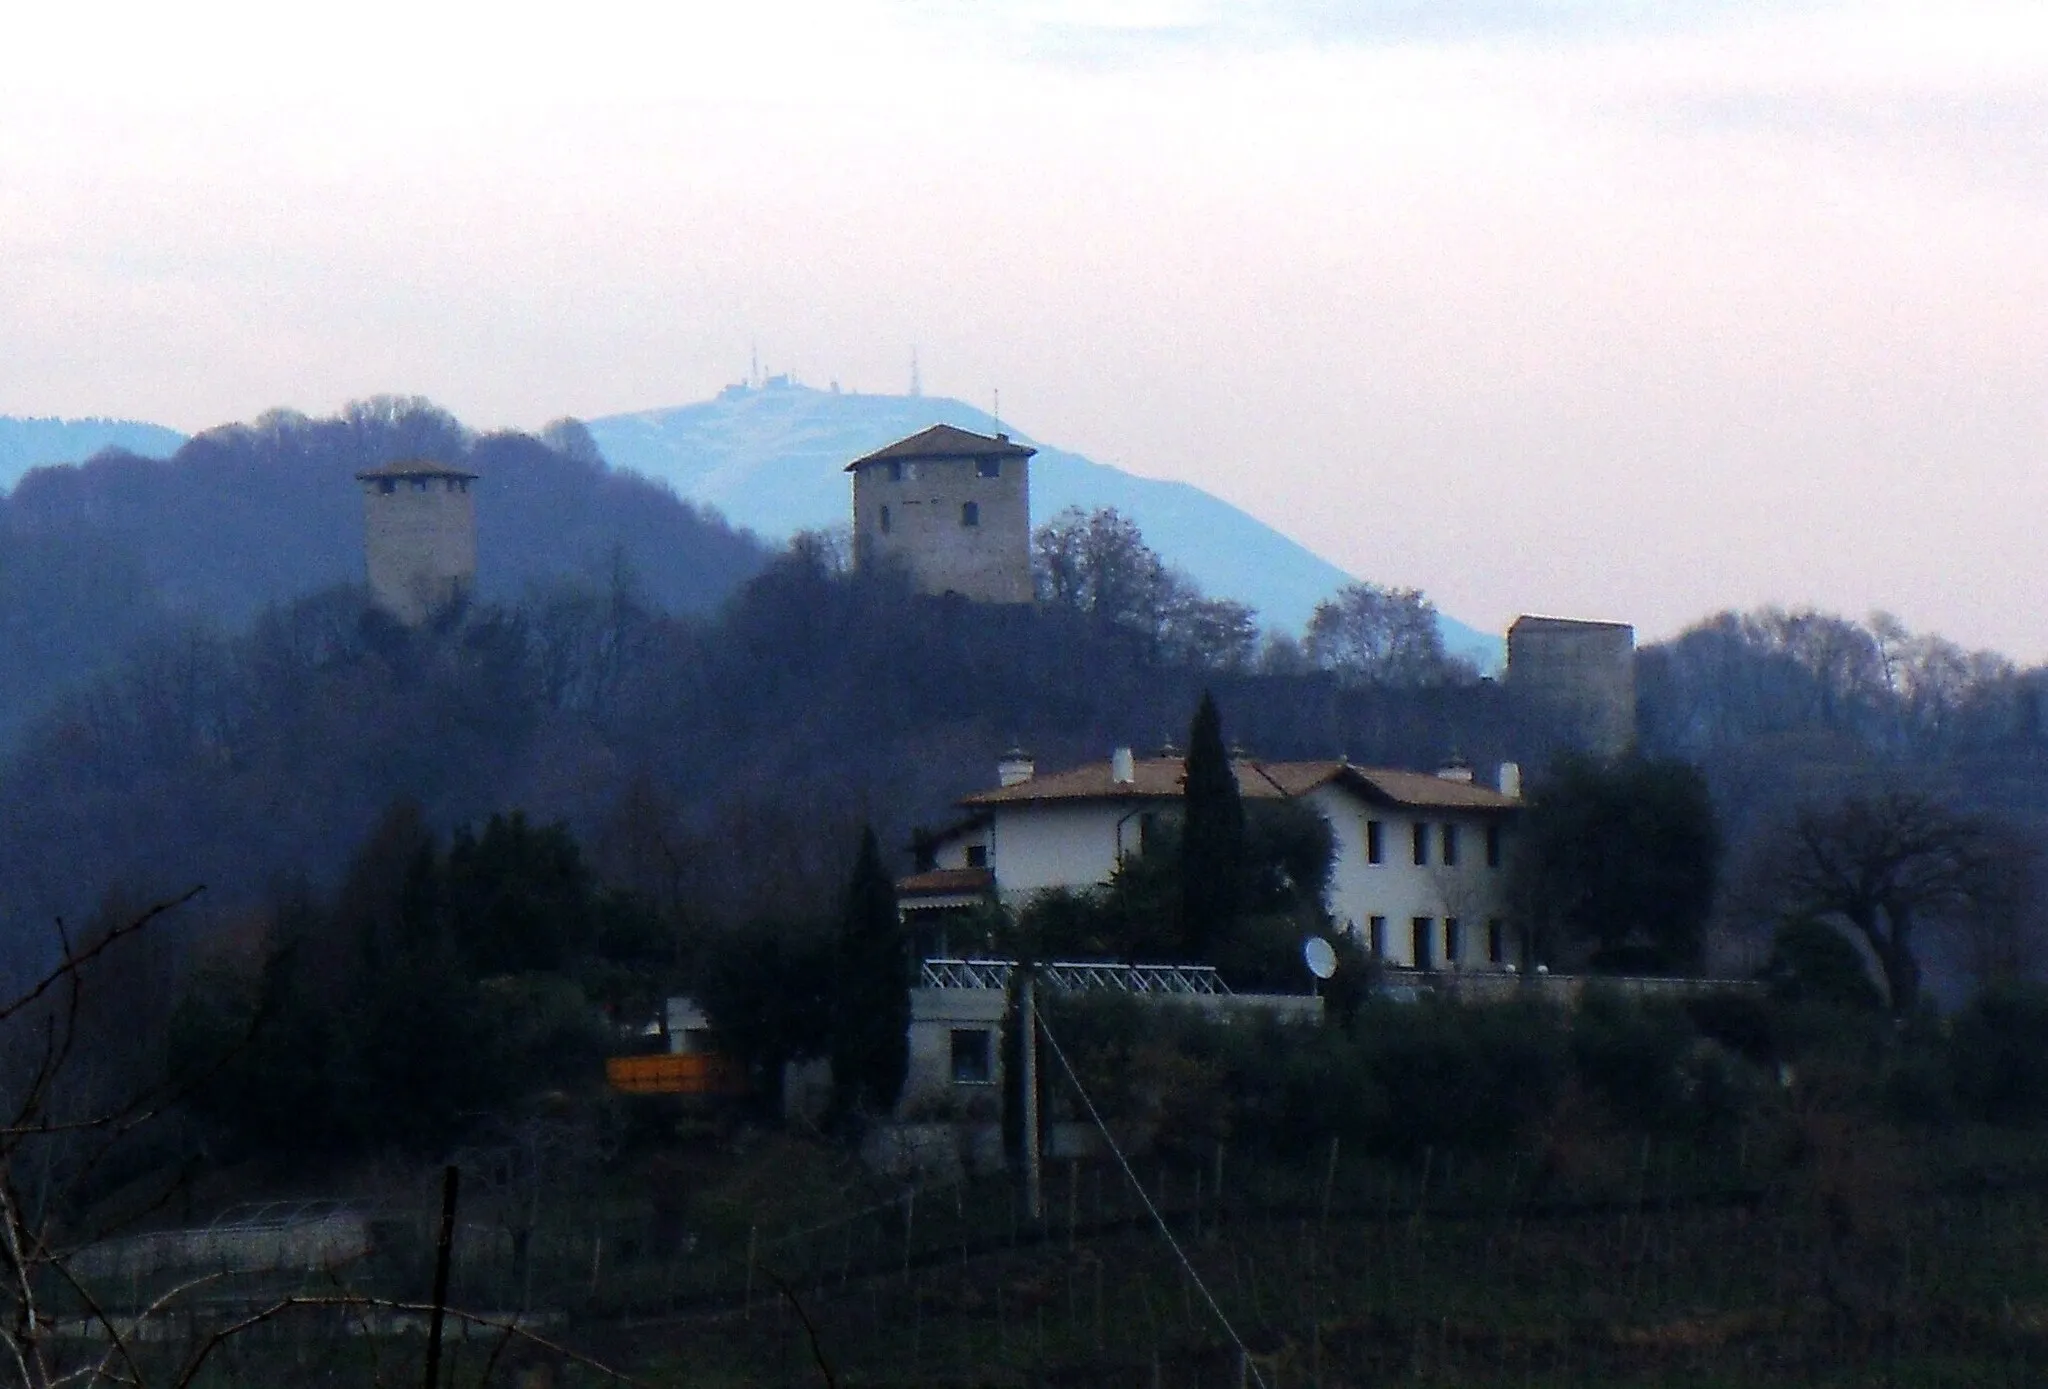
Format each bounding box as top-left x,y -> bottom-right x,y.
1303,936 -> 1338,980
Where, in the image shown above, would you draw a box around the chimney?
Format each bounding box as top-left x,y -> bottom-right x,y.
1110,746 -> 1136,785
1498,762 -> 1522,799
1436,757 -> 1474,784
997,748 -> 1036,788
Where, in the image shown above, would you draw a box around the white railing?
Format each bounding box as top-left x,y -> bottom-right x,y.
920,958 -> 1232,996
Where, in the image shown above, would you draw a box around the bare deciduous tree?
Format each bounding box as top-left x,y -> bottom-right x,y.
1760,789 -> 2013,1014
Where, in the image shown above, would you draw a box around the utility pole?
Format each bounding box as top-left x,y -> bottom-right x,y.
1020,970 -> 1043,1222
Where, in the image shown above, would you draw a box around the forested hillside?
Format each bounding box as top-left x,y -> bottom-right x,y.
5,489 -> 2047,999
0,399 -> 770,747
5,397 -> 2048,1007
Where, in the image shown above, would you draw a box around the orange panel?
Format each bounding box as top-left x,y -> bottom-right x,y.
605,1053 -> 748,1096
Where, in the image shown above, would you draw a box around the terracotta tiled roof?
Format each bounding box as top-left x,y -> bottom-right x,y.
355,459 -> 480,481
961,757 -> 1518,812
844,424 -> 1036,471
896,867 -> 996,897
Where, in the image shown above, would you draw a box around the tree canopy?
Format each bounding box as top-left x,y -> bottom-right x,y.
829,826 -> 910,1121
1509,754 -> 1722,973
1758,788 -> 2003,1015
1305,582 -> 1474,687
1180,691 -> 1247,958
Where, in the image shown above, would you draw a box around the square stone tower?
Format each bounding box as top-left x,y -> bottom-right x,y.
1506,615 -> 1637,757
356,459 -> 479,625
846,424 -> 1034,603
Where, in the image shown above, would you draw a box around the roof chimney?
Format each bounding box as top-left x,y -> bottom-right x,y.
1110,746 -> 1136,785
1497,762 -> 1522,799
997,748 -> 1036,788
1436,757 -> 1474,784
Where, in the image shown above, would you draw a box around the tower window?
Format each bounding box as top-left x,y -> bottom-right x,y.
1368,915 -> 1387,955
961,501 -> 980,527
412,478 -> 430,491
1412,823 -> 1429,866
1366,820 -> 1383,864
888,460 -> 904,482
1441,824 -> 1459,866
1411,917 -> 1434,969
378,479 -> 396,495
879,504 -> 892,534
977,457 -> 1000,479
1486,823 -> 1503,868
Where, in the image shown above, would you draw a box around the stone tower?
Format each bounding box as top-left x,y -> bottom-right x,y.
356,459 -> 478,625
846,424 -> 1034,603
1506,615 -> 1637,757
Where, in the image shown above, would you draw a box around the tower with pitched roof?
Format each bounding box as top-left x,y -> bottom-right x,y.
845,424 -> 1034,603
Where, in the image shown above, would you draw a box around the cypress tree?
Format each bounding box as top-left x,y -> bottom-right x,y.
1181,690 -> 1245,959
830,826 -> 910,1122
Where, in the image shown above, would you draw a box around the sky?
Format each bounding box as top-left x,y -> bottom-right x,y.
4,0 -> 2046,657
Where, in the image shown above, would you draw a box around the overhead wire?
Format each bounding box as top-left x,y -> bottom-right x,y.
1031,997 -> 1270,1389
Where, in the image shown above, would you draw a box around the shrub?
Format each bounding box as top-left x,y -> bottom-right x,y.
1570,990 -> 1702,1134
1950,984 -> 2048,1125
1356,1000 -> 1567,1154
1763,918 -> 1883,1011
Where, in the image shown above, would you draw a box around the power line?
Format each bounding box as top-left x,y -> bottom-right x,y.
1032,1000 -> 1270,1389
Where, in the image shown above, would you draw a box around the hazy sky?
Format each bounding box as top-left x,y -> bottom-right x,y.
5,1 -> 2045,655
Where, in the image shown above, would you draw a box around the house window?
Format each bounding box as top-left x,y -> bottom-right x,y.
1366,821 -> 1383,864
951,1029 -> 994,1084
412,477 -> 430,491
879,504 -> 892,534
377,478 -> 396,495
1411,917 -> 1434,970
965,844 -> 988,869
977,457 -> 1001,479
1412,823 -> 1429,866
961,501 -> 980,527
1486,823 -> 1503,868
1369,915 -> 1387,956
888,460 -> 904,482
1441,824 -> 1459,867
1487,918 -> 1505,964
1445,918 -> 1462,965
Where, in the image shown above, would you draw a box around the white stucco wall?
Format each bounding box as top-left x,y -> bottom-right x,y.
1308,784 -> 1514,971
986,801 -> 1149,899
950,779 -> 1516,974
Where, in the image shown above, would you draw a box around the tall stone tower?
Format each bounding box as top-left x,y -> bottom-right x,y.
356,459 -> 478,625
1506,615 -> 1637,757
846,424 -> 1034,603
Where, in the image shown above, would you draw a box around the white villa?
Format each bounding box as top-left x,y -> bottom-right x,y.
903,748 -> 1525,973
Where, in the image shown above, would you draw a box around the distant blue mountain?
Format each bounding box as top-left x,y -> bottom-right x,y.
0,416 -> 186,488
586,382 -> 1501,666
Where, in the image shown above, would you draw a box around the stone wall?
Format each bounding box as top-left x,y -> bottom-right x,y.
851,453 -> 1031,603
1506,615 -> 1636,756
362,476 -> 477,624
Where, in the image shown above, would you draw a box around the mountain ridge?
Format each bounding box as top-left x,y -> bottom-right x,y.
584,382 -> 1501,664
0,416 -> 187,485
